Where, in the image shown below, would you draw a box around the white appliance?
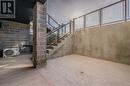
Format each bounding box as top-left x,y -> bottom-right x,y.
3,48 -> 20,58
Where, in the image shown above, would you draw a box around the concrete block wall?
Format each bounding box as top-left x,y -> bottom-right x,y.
0,20 -> 30,49
73,21 -> 130,65
33,1 -> 47,67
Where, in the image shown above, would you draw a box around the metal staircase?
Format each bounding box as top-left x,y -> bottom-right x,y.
46,14 -> 72,59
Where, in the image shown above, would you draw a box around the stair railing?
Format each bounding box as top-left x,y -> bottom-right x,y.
47,13 -> 61,31
47,21 -> 72,47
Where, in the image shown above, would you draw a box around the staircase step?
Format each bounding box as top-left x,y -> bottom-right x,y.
47,46 -> 54,49
46,34 -> 71,58
51,43 -> 58,46
61,38 -> 65,40
57,40 -> 62,43
46,50 -> 49,54
46,49 -> 52,54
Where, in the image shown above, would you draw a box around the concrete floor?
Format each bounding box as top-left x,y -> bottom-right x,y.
0,55 -> 130,86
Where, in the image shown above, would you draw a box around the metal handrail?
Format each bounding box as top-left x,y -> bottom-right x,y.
73,0 -> 128,30
47,13 -> 60,25
47,13 -> 60,31
74,0 -> 126,19
47,21 -> 71,46
47,22 -> 70,37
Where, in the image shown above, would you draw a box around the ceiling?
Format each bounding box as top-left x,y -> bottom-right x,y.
0,0 -> 46,24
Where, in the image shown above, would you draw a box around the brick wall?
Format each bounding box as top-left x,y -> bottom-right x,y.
33,1 -> 47,67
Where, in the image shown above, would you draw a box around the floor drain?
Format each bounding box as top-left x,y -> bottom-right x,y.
81,72 -> 84,74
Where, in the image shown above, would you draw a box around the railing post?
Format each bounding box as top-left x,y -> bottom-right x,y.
65,25 -> 66,34
83,15 -> 86,30
48,15 -> 50,24
69,20 -> 72,34
99,9 -> 103,26
61,23 -> 64,36
128,0 -> 129,20
73,18 -> 75,33
124,0 -> 127,21
57,25 -> 60,43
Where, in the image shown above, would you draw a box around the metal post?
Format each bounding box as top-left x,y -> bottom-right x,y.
69,20 -> 72,34
57,25 -> 60,43
61,23 -> 64,35
124,0 -> 127,21
99,9 -> 103,26
83,15 -> 86,30
127,0 -> 129,20
73,18 -> 75,33
48,15 -> 50,24
65,25 -> 66,34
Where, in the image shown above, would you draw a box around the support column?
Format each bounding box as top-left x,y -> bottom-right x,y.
33,0 -> 47,68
